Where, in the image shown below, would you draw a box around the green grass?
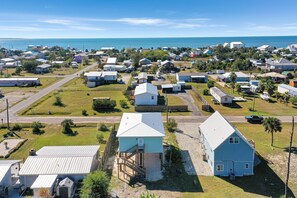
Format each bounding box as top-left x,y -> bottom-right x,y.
191,83 -> 297,116
167,95 -> 186,106
2,123 -> 112,160
1,77 -> 62,94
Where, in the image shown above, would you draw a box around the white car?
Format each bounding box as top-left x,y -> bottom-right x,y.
260,92 -> 270,101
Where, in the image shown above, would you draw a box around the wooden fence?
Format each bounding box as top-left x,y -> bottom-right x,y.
100,127 -> 117,169
192,89 -> 212,112
135,105 -> 188,112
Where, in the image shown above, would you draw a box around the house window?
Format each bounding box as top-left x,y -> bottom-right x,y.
217,164 -> 224,171
152,96 -> 154,100
245,163 -> 249,169
225,97 -> 228,101
229,137 -> 240,144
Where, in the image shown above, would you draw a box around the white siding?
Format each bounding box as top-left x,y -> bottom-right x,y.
135,93 -> 158,106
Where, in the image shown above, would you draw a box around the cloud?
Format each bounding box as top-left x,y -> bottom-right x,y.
114,18 -> 167,25
249,24 -> 297,32
42,19 -> 73,25
69,25 -> 104,31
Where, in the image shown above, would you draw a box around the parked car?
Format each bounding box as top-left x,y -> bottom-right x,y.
245,115 -> 264,123
260,91 -> 270,101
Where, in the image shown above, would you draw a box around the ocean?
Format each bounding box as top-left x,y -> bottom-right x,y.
1,36 -> 297,51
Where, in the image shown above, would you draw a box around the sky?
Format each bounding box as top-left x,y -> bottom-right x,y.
0,0 -> 297,38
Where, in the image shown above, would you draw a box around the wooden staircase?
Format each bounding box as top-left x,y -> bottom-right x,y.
117,145 -> 146,178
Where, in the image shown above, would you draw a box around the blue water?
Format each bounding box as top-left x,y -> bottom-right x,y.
1,36 -> 297,51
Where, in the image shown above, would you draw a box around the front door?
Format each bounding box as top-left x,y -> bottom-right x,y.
138,138 -> 144,148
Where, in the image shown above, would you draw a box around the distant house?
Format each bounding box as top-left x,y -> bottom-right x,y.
84,71 -> 117,87
0,160 -> 21,188
103,65 -> 127,72
160,60 -> 175,72
0,58 -> 20,68
74,53 -> 88,63
250,59 -> 264,67
278,84 -> 297,97
134,83 -> 158,106
19,146 -> 100,196
199,111 -> 255,176
0,78 -> 40,87
137,72 -> 154,84
222,72 -> 250,82
139,58 -> 152,66
256,72 -> 287,83
288,44 -> 297,54
257,45 -> 274,52
203,49 -> 213,55
117,113 -> 164,181
36,64 -> 51,74
176,72 -> 208,83
71,61 -> 79,68
230,42 -> 244,49
123,59 -> 132,66
289,80 -> 297,88
106,57 -> 117,65
210,87 -> 233,105
265,58 -> 297,71
161,83 -> 181,93
52,61 -> 64,65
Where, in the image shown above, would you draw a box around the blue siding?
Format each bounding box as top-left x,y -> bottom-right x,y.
214,133 -> 254,176
119,137 -> 163,153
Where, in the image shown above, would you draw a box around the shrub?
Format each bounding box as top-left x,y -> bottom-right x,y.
166,118 -> 177,132
80,170 -> 109,198
98,123 -> 109,132
120,100 -> 128,108
82,109 -> 88,116
129,100 -> 135,105
203,89 -> 209,95
96,133 -> 104,143
207,80 -> 215,88
32,121 -> 44,135
53,95 -> 63,106
165,146 -> 182,163
140,192 -> 160,198
12,123 -> 22,131
92,99 -> 116,111
61,119 -> 75,135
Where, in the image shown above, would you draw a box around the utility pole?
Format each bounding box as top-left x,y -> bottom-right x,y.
6,99 -> 10,131
166,91 -> 169,124
285,116 -> 295,197
252,93 -> 256,111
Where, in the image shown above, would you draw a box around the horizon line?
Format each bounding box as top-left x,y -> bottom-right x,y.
1,35 -> 297,40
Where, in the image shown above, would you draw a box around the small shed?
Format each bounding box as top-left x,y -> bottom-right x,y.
57,177 -> 74,198
210,87 -> 233,105
31,174 -> 58,198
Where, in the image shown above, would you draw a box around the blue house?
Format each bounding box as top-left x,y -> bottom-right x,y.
116,113 -> 164,181
199,111 -> 255,176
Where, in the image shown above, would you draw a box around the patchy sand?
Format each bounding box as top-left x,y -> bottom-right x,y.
0,91 -> 34,112
0,139 -> 24,156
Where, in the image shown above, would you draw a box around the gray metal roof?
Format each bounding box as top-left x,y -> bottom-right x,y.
36,145 -> 99,157
210,87 -> 230,97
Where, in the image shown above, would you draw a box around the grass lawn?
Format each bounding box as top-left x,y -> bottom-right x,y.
191,83 -> 297,116
167,95 -> 186,105
2,123 -> 113,160
1,77 -> 62,94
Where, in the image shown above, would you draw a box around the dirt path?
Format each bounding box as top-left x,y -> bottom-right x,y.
177,90 -> 201,116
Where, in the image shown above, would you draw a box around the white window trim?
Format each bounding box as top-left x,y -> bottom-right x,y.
216,164 -> 224,171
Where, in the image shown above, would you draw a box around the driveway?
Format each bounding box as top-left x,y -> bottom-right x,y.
175,123 -> 212,176
120,73 -> 131,84
177,90 -> 201,116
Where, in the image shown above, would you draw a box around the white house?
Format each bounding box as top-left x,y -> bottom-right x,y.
278,84 -> 297,97
230,42 -> 244,49
210,87 -> 233,104
84,71 -> 117,87
103,65 -> 127,72
257,45 -> 274,52
265,58 -> 297,71
117,113 -> 165,181
0,78 -> 40,87
134,83 -> 158,106
139,58 -> 152,66
222,72 -> 250,82
199,111 -> 255,176
137,72 -> 148,84
0,160 -> 21,188
19,145 -> 100,196
106,57 -> 117,65
161,84 -> 181,93
176,72 -> 208,83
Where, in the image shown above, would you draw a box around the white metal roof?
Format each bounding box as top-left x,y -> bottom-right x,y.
134,83 -> 158,96
117,113 -> 165,137
0,165 -> 11,183
0,77 -> 39,81
19,156 -> 94,175
31,175 -> 58,189
107,57 -> 117,64
223,72 -> 249,78
0,160 -> 20,165
36,145 -> 99,157
199,111 -> 253,150
1,58 -> 15,62
138,72 -> 148,79
84,71 -> 117,77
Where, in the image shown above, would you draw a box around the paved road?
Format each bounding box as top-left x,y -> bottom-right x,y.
0,63 -> 97,122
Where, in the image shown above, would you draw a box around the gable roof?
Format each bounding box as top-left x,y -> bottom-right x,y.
134,83 -> 158,96
36,145 -> 99,157
210,87 -> 232,98
199,111 -> 254,150
31,174 -> 58,189
117,113 -> 165,137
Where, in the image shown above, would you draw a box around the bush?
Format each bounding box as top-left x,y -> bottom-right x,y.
61,119 -> 75,135
129,100 -> 135,105
12,123 -> 22,131
53,95 -> 63,106
92,99 -> 116,111
203,89 -> 209,95
166,118 -> 177,132
82,109 -> 88,116
140,192 -> 160,198
80,170 -> 109,198
98,123 -> 109,131
120,100 -> 128,108
165,146 -> 182,163
96,133 -> 104,143
32,121 -> 44,135
207,80 -> 215,88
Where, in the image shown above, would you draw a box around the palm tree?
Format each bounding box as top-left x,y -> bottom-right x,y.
263,117 -> 282,146
229,72 -> 237,93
